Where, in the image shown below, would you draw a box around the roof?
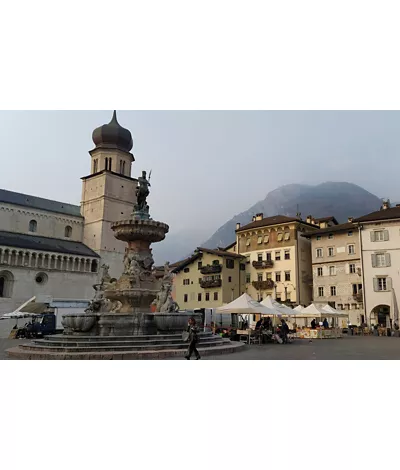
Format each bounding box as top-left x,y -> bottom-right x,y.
171,248 -> 244,274
222,241 -> 236,251
314,216 -> 339,225
353,205 -> 400,223
0,189 -> 82,218
0,231 -> 100,257
236,215 -> 318,232
302,222 -> 357,237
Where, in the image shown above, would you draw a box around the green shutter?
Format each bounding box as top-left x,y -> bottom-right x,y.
370,231 -> 376,242
371,254 -> 377,267
373,278 -> 379,291
384,230 -> 389,241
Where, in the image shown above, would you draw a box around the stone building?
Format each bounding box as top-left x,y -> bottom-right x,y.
354,201 -> 400,327
234,214 -> 319,306
0,111 -> 138,314
172,247 -> 246,310
304,219 -> 364,325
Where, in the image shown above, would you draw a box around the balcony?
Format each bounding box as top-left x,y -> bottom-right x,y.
353,291 -> 363,302
200,279 -> 222,289
252,260 -> 274,269
252,280 -> 275,290
200,264 -> 222,275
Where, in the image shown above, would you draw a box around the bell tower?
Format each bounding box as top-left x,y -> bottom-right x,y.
81,111 -> 138,278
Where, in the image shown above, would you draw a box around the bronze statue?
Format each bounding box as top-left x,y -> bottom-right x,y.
135,170 -> 151,212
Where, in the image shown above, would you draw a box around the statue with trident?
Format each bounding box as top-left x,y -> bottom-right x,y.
135,170 -> 151,213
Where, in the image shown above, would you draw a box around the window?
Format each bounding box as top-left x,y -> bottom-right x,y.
264,235 -> 269,244
352,284 -> 362,295
64,226 -> 72,238
329,266 -> 336,276
328,247 -> 335,257
257,253 -> 263,262
93,159 -> 98,173
330,286 -> 336,296
184,267 -> 190,273
214,292 -> 218,301
348,231 -> 353,237
205,292 -> 210,301
228,276 -> 232,283
374,277 -> 388,291
284,250 -> 290,260
275,251 -> 281,261
316,248 -> 323,258
198,293 -> 202,302
317,267 -> 323,276
198,262 -> 202,269
212,260 -> 220,266
226,259 -> 234,269
316,235 -> 321,240
318,287 -> 324,297
246,273 -> 251,283
122,161 -> 126,174
348,244 -> 355,255
266,252 -> 272,261
257,236 -> 263,244
240,263 -> 245,271
328,234 -> 334,239
284,232 -> 290,241
246,238 -> 251,246
275,272 -> 281,282
372,253 -> 391,268
183,279 -> 190,285
266,272 -> 272,280
29,220 -> 37,233
184,294 -> 188,303
371,230 -> 389,242
277,233 -> 283,242
258,273 -> 263,282
337,303 -> 343,310
349,263 -> 356,274
285,271 -> 291,281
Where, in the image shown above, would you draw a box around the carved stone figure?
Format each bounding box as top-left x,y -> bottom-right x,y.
153,261 -> 179,313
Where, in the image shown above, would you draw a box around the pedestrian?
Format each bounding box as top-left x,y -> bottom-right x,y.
281,319 -> 289,344
185,317 -> 201,360
311,318 -> 317,329
323,318 -> 329,329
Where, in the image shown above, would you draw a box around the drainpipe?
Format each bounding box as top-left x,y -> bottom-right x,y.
296,229 -> 301,306
357,223 -> 368,326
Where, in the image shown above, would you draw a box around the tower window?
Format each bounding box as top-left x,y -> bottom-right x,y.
29,220 -> 37,233
122,161 -> 126,174
119,160 -> 123,173
65,226 -> 72,238
108,158 -> 112,171
104,157 -> 109,170
93,159 -> 98,173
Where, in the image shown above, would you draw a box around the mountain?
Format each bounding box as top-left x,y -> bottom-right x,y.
201,182 -> 383,250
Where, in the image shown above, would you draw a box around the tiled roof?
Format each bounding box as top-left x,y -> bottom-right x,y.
353,206 -> 400,223
171,247 -> 244,273
314,216 -> 339,225
197,247 -> 245,259
0,230 -> 99,257
302,222 -> 357,237
237,215 -> 317,232
0,189 -> 82,218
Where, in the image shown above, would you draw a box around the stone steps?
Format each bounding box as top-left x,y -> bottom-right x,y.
7,340 -> 245,360
19,339 -> 226,353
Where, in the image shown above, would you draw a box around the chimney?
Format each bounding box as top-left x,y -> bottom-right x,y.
348,217 -> 354,223
255,213 -> 263,221
306,215 -> 312,224
236,222 -> 241,230
382,199 -> 391,210
252,216 -> 256,222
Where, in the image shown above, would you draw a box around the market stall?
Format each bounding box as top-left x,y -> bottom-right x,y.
292,303 -> 347,339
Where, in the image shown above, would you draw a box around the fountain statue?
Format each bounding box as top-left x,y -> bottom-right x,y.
152,262 -> 180,313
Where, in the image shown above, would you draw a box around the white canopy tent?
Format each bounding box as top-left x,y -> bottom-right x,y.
216,293 -> 276,315
260,296 -> 294,316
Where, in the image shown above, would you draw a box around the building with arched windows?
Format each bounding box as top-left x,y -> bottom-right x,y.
0,111 -> 138,314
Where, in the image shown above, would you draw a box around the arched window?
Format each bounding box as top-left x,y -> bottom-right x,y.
29,220 -> 37,233
91,259 -> 98,273
119,159 -> 123,173
0,270 -> 14,298
104,157 -> 109,170
108,158 -> 112,171
122,161 -> 126,174
93,159 -> 98,173
65,226 -> 72,238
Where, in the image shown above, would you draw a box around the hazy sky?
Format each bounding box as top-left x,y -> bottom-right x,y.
1,111 -> 399,237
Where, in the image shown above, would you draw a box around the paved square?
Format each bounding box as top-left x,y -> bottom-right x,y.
1,336 -> 400,360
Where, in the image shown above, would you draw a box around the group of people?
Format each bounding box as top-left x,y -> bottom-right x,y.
311,318 -> 330,329
254,316 -> 291,344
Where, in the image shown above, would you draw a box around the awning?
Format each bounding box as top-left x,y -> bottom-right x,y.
216,293 -> 276,315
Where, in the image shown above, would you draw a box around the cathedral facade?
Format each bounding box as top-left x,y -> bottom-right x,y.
0,111 -> 138,314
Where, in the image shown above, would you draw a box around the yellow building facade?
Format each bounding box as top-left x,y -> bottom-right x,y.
172,247 -> 246,310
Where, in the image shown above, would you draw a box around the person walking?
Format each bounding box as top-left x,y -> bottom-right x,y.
185,317 -> 201,360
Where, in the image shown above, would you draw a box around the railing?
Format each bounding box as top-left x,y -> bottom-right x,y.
252,280 -> 275,290
200,264 -> 222,275
200,279 -> 222,288
252,260 -> 274,269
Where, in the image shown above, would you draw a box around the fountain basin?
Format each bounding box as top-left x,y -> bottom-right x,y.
98,313 -> 157,336
153,313 -> 203,334
111,219 -> 169,244
62,314 -> 98,334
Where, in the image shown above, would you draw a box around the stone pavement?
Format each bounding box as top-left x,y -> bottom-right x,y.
2,336 -> 400,360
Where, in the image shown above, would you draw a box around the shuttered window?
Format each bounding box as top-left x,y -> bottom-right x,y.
277,233 -> 284,242
284,232 -> 290,241
264,235 -> 269,244
374,277 -> 390,291
371,253 -> 391,267
257,236 -> 263,244
371,230 -> 389,242
246,239 -> 251,246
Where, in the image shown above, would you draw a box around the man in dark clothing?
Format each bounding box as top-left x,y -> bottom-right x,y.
280,319 -> 289,344
311,319 -> 317,329
185,317 -> 201,360
255,318 -> 263,329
